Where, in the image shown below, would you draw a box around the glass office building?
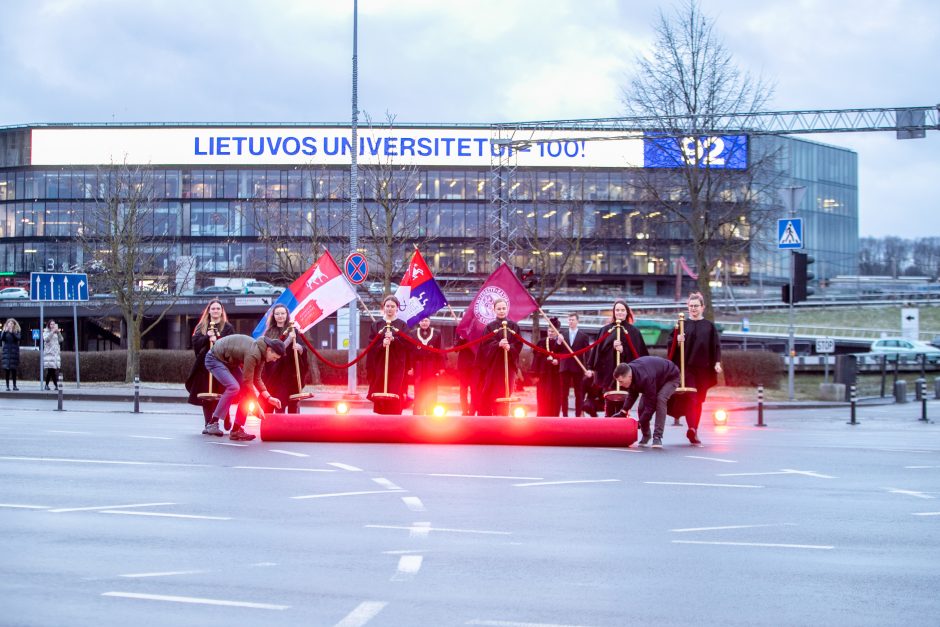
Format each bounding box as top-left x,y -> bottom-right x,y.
0,124 -> 857,294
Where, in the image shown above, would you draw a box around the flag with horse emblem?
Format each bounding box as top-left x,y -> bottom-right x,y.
252,250 -> 356,337
393,249 -> 449,327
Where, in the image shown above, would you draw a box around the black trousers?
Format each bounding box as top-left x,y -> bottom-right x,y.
558,371 -> 584,417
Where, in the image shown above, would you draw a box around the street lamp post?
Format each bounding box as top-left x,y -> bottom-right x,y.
346,0 -> 360,397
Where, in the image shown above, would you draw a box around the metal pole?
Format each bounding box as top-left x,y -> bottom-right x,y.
72,303 -> 80,388
756,385 -> 765,427
39,303 -> 45,390
880,354 -> 887,398
787,250 -> 795,401
346,0 -> 360,397
133,375 -> 140,413
847,384 -> 858,425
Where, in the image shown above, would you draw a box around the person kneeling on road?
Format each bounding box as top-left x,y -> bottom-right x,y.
612,357 -> 680,449
204,334 -> 286,441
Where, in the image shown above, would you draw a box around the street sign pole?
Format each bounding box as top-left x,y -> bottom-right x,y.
779,186 -> 805,402
39,303 -> 45,391
346,0 -> 360,398
73,303 -> 80,388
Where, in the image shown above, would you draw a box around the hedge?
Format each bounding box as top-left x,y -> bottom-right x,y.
7,347 -> 783,388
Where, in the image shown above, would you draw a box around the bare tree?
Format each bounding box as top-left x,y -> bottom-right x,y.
357,115 -> 433,297
78,161 -> 187,382
621,0 -> 778,316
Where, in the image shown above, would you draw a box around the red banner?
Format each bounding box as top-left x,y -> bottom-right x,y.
456,263 -> 538,340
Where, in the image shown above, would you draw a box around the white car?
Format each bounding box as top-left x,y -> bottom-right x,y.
869,338 -> 940,363
0,287 -> 29,300
243,281 -> 284,296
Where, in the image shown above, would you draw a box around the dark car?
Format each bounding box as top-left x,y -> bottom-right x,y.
195,285 -> 238,296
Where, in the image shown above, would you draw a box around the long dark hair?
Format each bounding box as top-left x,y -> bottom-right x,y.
265,304 -> 292,338
610,299 -> 635,325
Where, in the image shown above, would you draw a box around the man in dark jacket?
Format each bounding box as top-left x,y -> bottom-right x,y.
613,357 -> 680,448
558,313 -> 590,417
205,334 -> 286,441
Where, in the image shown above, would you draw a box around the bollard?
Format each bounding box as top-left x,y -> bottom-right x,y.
847,384 -> 858,425
894,379 -> 908,404
935,377 -> 940,401
915,378 -> 925,402
756,385 -> 766,427
56,371 -> 64,411
919,379 -> 929,423
133,375 -> 140,414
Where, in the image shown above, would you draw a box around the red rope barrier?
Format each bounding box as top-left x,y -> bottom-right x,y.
395,327 -> 493,354
297,331 -> 382,369
512,328 -> 612,360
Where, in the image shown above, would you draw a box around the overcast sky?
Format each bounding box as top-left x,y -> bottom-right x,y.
1,0 -> 936,238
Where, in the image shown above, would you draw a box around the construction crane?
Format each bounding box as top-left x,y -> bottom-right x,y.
488,104 -> 940,264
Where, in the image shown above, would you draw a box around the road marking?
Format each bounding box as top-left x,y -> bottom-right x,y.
645,481 -> 763,489
514,479 -> 620,488
102,591 -> 288,610
329,462 -> 364,472
409,521 -> 431,538
467,621 -> 595,627
291,490 -> 406,500
671,523 -> 798,533
718,469 -> 835,479
334,600 -> 387,627
383,549 -> 429,555
128,435 -> 173,440
366,523 -> 510,536
120,570 -> 207,578
421,473 -> 545,480
672,540 -> 833,550
49,502 -> 176,513
906,465 -> 940,469
685,455 -> 737,463
912,512 -> 940,516
234,466 -> 333,473
0,456 -> 210,468
391,555 -> 423,581
885,488 -> 935,499
207,441 -> 248,447
46,430 -> 92,435
401,496 -> 426,512
100,511 -> 231,520
270,449 -> 309,458
372,477 -> 402,490
0,503 -> 49,509
599,447 -> 643,453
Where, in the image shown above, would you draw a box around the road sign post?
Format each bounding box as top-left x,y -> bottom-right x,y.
30,272 -> 89,388
816,337 -> 835,383
779,187 -> 805,402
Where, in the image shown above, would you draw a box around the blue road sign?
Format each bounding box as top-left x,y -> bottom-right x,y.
30,272 -> 90,302
777,218 -> 804,250
344,253 -> 369,285
31,329 -> 40,341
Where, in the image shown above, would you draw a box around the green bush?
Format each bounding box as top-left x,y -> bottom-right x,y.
721,350 -> 783,388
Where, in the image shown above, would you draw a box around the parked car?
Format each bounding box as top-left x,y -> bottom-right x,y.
365,281 -> 399,296
195,285 -> 238,296
869,338 -> 940,363
243,280 -> 284,296
0,287 -> 29,300
931,335 -> 940,350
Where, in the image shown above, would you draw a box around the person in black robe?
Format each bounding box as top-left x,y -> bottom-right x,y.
262,304 -> 311,414
185,299 -> 236,434
667,292 -> 722,446
410,317 -> 444,415
585,299 -> 648,416
474,298 -> 523,416
531,317 -> 562,417
366,295 -> 411,413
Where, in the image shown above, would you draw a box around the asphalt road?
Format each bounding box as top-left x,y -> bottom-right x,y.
2,398 -> 939,626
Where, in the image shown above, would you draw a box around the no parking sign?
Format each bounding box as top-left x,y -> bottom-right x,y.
344,253 -> 368,285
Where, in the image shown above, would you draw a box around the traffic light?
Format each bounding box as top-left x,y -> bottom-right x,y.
792,252 -> 815,302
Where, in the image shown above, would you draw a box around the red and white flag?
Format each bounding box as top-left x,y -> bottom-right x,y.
456,263 -> 538,340
252,250 -> 356,336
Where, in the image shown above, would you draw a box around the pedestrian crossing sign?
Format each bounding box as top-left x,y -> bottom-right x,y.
777,218 -> 803,250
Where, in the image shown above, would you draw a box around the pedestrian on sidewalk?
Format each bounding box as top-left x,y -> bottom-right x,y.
42,320 -> 64,390
1,318 -> 21,391
204,334 -> 286,441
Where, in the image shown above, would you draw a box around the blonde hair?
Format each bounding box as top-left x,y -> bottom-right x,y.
194,299 -> 228,336
3,318 -> 20,333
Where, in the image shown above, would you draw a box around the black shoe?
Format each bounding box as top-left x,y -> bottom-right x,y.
652,437 -> 663,449
205,422 -> 223,437
687,428 -> 703,447
44,384 -> 50,390
229,427 -> 256,442
638,434 -> 652,447
12,386 -> 18,391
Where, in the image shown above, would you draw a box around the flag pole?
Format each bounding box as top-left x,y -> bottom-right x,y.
357,293 -> 376,322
